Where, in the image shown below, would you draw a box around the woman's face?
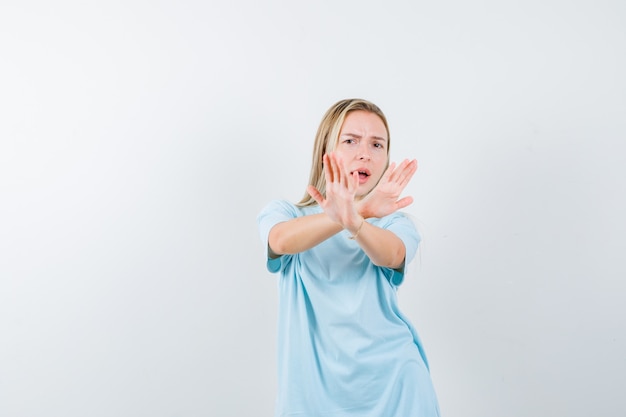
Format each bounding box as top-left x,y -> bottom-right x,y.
334,110 -> 389,197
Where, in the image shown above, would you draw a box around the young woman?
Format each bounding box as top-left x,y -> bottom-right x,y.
258,98 -> 440,416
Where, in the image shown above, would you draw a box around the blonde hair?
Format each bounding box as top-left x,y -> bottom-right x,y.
297,98 -> 391,207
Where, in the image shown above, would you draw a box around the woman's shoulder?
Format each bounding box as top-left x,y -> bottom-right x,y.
371,210 -> 414,227
259,199 -> 321,217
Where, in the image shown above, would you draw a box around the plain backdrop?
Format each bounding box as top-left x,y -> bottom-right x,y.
1,1 -> 625,416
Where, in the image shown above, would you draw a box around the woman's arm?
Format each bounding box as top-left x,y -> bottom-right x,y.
351,157 -> 418,269
348,219 -> 407,269
306,153 -> 417,269
267,212 -> 343,257
267,210 -> 407,268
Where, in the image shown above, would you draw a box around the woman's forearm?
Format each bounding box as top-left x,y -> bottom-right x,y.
269,211 -> 405,270
351,220 -> 406,269
268,213 -> 343,256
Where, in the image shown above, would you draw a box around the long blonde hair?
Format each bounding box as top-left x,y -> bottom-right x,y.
297,98 -> 391,207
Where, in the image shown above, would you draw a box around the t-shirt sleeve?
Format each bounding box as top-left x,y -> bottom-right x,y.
379,212 -> 421,287
256,199 -> 299,273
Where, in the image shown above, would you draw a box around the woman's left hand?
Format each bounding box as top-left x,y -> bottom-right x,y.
357,158 -> 417,219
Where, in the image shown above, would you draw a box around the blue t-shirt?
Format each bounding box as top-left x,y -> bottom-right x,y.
258,200 -> 440,417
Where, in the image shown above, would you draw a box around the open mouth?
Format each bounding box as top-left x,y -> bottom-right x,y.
351,169 -> 371,183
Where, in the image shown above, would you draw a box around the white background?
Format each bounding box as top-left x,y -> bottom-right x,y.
1,1 -> 625,416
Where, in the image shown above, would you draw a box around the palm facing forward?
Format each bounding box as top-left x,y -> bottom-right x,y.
357,158 -> 418,219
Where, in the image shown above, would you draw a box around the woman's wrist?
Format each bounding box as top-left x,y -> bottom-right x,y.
356,200 -> 372,220
347,216 -> 365,239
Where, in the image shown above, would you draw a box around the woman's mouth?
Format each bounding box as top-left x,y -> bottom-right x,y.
351,169 -> 371,184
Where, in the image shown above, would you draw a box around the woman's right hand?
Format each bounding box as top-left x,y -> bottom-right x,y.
307,153 -> 363,233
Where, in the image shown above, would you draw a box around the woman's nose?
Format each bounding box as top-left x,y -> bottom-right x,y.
358,145 -> 371,160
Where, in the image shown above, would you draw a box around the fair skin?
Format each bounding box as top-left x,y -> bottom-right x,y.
268,110 -> 418,269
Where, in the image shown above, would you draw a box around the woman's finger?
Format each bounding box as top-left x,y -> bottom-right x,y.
330,153 -> 341,184
323,153 -> 335,184
339,155 -> 353,188
392,159 -> 411,183
307,185 -> 325,205
394,159 -> 417,187
395,195 -> 414,210
398,159 -> 418,187
379,162 -> 396,185
331,153 -> 349,188
350,170 -> 359,192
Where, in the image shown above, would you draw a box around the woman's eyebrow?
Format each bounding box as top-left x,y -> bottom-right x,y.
341,132 -> 388,142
